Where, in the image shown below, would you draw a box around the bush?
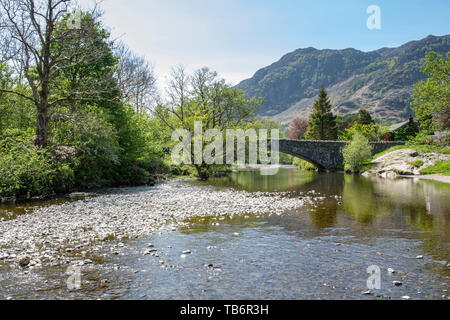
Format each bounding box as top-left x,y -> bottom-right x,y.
342,132 -> 373,173
0,136 -> 74,199
340,123 -> 388,142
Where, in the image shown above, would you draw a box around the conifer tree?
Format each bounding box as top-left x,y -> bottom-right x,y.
305,87 -> 338,140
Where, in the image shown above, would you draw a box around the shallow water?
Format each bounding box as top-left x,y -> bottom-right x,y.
1,168 -> 449,300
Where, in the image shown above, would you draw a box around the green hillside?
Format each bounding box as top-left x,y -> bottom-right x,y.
237,35 -> 450,124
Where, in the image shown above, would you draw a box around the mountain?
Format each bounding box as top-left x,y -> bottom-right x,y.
237,35 -> 450,124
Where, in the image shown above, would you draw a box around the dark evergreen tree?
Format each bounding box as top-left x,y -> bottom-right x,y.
355,109 -> 374,125
305,87 -> 338,140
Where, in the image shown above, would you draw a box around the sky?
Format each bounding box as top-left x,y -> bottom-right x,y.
81,0 -> 450,88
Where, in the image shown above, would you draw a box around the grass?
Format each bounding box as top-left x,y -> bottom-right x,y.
420,161 -> 450,175
407,160 -> 425,168
373,144 -> 450,160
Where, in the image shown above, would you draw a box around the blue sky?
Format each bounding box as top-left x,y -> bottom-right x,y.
85,0 -> 450,86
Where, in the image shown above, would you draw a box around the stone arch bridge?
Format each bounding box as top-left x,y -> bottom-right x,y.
274,139 -> 405,171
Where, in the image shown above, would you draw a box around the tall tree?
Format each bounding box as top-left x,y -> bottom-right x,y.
155,66 -> 261,179
305,87 -> 337,140
355,109 -> 374,125
412,51 -> 450,133
0,0 -> 118,147
115,42 -> 157,115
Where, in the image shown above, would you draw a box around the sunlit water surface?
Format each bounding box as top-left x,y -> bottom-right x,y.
1,168 -> 449,300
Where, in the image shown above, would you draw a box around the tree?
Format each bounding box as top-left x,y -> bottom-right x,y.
305,87 -> 337,140
412,51 -> 450,133
0,1 -> 118,147
342,132 -> 373,173
286,116 -> 308,140
355,109 -> 374,125
340,123 -> 388,142
155,66 -> 261,179
115,42 -> 157,115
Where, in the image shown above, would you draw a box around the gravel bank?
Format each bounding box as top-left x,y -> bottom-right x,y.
0,181 -> 307,269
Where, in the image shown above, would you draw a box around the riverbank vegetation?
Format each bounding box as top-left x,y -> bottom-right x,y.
0,1 -> 286,200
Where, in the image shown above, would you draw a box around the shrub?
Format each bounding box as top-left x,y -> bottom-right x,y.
340,123 -> 388,142
342,132 -> 373,173
0,136 -> 74,199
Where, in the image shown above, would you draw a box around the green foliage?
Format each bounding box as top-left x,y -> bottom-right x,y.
420,161 -> 450,175
0,10 -> 169,198
355,109 -> 374,125
342,132 -> 373,173
407,160 -> 425,168
0,133 -> 74,199
412,51 -> 450,133
305,88 -> 337,140
292,158 -> 317,171
394,122 -> 420,141
340,123 -> 388,142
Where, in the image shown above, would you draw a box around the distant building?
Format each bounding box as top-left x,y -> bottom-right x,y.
388,116 -> 417,132
382,116 -> 419,141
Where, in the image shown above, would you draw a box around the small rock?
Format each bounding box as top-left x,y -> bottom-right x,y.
147,243 -> 154,248
233,233 -> 240,236
180,254 -> 187,259
6,296 -> 13,300
393,281 -> 403,286
182,250 -> 191,254
18,256 -> 30,267
401,296 -> 411,300
388,268 -> 396,274
362,290 -> 372,295
416,255 -> 424,260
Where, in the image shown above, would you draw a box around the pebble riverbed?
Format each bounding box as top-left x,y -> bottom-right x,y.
0,180 -> 309,270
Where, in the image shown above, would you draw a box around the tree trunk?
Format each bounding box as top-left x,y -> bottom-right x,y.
35,105 -> 48,148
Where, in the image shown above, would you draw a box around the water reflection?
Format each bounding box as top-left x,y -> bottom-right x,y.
193,167 -> 450,256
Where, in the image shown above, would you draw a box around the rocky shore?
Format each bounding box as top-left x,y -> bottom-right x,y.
0,181 -> 308,270
363,148 -> 450,181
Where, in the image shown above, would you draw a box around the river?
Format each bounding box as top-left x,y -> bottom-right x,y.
0,167 -> 449,300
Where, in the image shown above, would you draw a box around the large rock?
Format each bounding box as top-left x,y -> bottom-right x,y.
364,148 -> 450,178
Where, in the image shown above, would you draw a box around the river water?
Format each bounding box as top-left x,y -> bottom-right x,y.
0,167 -> 449,300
